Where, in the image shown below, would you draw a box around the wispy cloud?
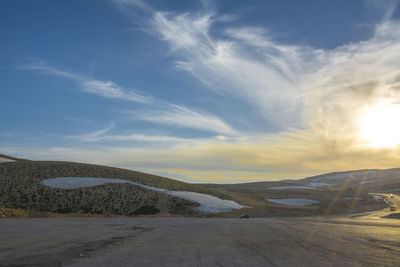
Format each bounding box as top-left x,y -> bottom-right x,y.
74,122 -> 197,143
148,11 -> 305,129
20,59 -> 83,80
117,0 -> 400,137
132,104 -> 237,135
79,133 -> 193,143
81,80 -> 150,103
20,59 -> 237,136
19,59 -> 152,104
76,122 -> 116,142
112,0 -> 153,13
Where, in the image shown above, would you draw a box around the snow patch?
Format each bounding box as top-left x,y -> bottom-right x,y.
308,182 -> 335,187
312,171 -> 372,182
41,177 -> 249,213
359,180 -> 379,185
269,186 -> 315,190
270,183 -> 334,190
266,198 -> 320,206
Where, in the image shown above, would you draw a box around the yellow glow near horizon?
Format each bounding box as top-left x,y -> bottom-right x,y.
359,103 -> 400,147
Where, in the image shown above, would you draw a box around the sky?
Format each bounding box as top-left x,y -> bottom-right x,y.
1,0 -> 400,183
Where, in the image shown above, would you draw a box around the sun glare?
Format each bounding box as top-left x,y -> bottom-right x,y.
359,103 -> 400,147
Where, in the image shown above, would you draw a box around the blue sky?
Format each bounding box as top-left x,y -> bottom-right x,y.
1,0 -> 400,183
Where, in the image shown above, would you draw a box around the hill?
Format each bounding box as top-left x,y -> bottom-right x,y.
0,156 -> 241,217
1,154 -> 398,218
202,168 -> 400,217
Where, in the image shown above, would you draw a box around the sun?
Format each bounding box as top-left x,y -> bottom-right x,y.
359,103 -> 400,147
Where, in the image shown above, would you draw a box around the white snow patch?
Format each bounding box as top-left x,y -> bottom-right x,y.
266,198 -> 320,206
0,157 -> 15,163
359,180 -> 379,185
313,171 -> 367,181
311,173 -> 349,181
269,186 -> 315,190
41,177 -> 249,213
308,182 -> 335,187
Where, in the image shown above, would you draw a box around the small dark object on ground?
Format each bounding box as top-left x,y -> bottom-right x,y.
390,206 -> 396,211
132,206 -> 160,215
240,214 -> 250,219
382,212 -> 400,219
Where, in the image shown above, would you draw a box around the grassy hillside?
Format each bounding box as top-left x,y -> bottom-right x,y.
1,154 -> 397,218
0,159 -> 231,217
202,169 -> 400,217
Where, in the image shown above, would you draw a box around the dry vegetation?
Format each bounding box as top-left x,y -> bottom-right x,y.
0,160 -> 229,217
0,156 -> 393,218
203,180 -> 388,217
